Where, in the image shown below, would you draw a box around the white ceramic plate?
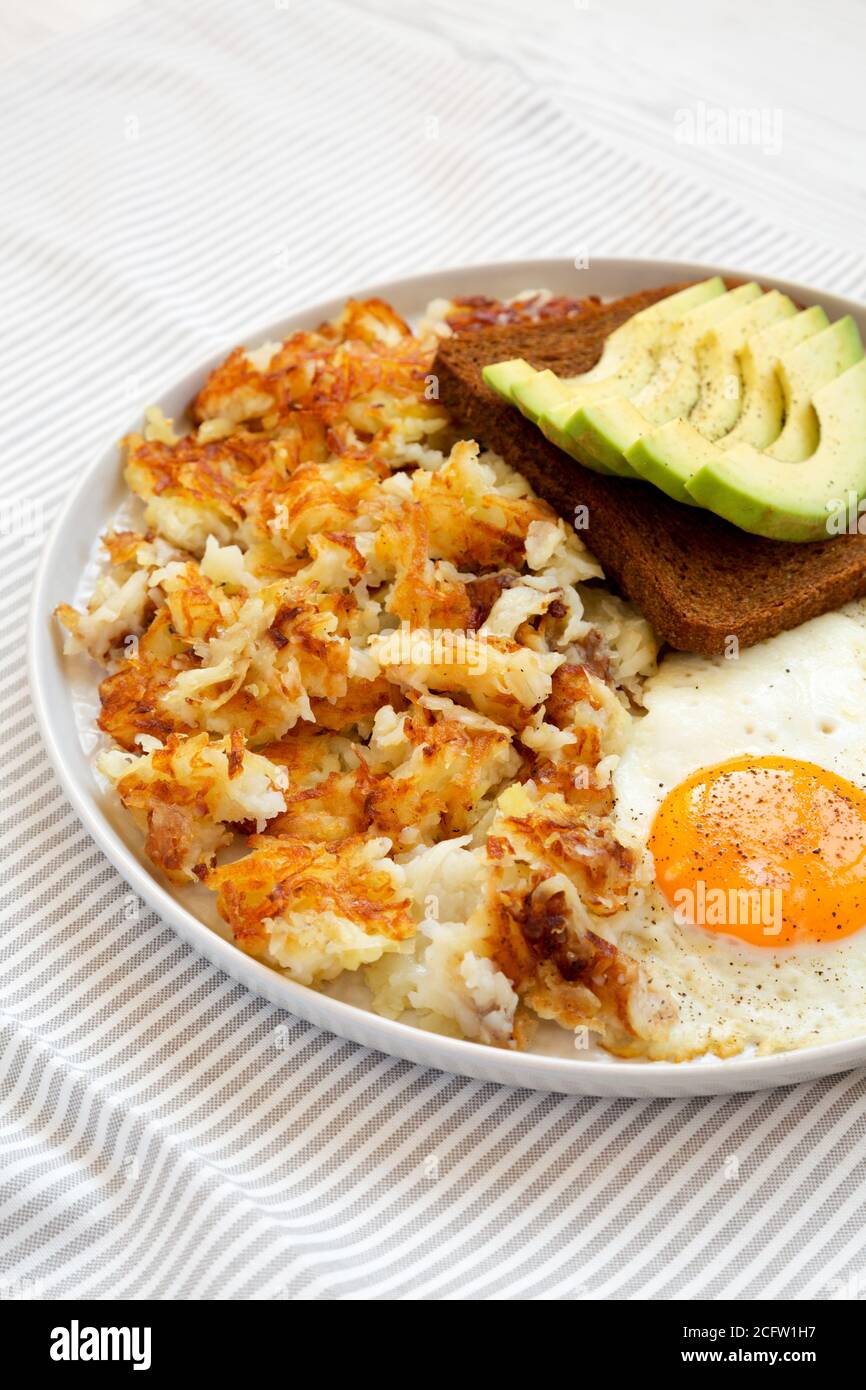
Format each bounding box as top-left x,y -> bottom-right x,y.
29,257 -> 866,1097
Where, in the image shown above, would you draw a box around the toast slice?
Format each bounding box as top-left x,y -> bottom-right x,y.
435,284 -> 866,654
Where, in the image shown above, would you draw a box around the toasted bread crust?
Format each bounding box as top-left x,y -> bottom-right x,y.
434,284 -> 866,654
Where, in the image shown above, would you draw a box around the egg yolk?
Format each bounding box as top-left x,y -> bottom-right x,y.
649,755 -> 866,948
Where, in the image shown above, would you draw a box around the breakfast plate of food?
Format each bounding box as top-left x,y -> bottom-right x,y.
29,257 -> 866,1097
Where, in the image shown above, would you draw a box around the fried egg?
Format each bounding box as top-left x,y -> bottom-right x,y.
607,604 -> 866,1059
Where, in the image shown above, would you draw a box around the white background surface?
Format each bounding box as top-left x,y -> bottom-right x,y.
3,0 -> 866,1300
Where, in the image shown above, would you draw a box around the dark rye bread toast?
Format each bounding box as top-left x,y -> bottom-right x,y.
435,284 -> 866,654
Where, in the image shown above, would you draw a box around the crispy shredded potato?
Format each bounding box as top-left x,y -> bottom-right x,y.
99,732 -> 289,882
206,833 -> 414,983
58,292 -> 666,1055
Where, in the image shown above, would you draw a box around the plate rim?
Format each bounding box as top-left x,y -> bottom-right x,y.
28,253 -> 866,1097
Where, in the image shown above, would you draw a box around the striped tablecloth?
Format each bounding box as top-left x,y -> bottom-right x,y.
3,0 -> 865,1300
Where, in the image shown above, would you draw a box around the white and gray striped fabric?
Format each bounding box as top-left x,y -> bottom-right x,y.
3,0 -> 866,1300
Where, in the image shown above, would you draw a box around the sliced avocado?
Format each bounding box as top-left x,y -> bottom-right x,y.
768,316 -> 864,461
558,275 -> 727,389
609,275 -> 728,330
685,359 -> 866,541
688,291 -> 796,442
482,279 -> 726,421
509,277 -> 726,429
508,368 -> 565,423
482,358 -> 535,402
625,417 -> 723,504
631,283 -> 763,424
566,398 -> 661,479
563,285 -> 764,476
626,313 -> 865,505
721,305 -> 829,451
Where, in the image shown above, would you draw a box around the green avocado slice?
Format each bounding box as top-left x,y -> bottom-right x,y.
499,278 -> 728,433
684,359 -> 866,541
629,283 -> 764,424
769,316 -> 864,461
687,291 -> 797,442
481,358 -> 535,402
560,285 -> 764,477
625,315 -> 866,505
721,305 -> 829,451
511,368 -> 577,424
565,398 -> 667,480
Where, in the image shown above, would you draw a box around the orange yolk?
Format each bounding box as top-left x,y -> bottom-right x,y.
649,755 -> 866,948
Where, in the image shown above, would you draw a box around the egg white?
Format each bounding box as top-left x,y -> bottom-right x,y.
605,602 -> 866,1060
